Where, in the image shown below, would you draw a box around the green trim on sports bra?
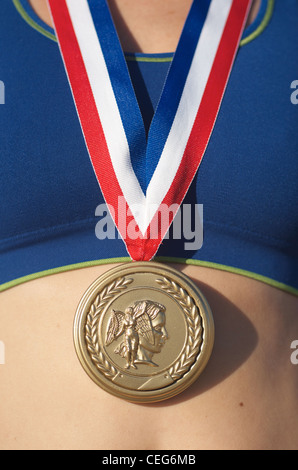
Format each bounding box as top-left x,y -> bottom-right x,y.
125,55 -> 173,63
12,0 -> 275,51
12,0 -> 57,42
1,256 -> 297,297
240,0 -> 274,47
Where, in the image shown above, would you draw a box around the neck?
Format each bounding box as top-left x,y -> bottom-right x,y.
28,0 -> 262,54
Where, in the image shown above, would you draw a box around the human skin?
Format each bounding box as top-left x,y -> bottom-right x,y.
1,0 -> 298,450
28,0 -> 262,52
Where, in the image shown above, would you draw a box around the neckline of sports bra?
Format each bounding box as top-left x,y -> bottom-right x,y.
12,0 -> 275,54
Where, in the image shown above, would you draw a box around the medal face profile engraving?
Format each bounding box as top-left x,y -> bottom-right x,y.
74,262 -> 214,403
106,300 -> 168,370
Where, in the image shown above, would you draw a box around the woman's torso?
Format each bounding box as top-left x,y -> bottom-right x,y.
0,0 -> 298,450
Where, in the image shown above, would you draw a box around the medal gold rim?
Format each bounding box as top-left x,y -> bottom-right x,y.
73,262 -> 214,403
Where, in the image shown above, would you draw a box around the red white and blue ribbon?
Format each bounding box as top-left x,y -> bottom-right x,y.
47,0 -> 252,261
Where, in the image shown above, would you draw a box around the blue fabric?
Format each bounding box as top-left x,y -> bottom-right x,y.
125,54 -> 173,136
0,0 -> 298,292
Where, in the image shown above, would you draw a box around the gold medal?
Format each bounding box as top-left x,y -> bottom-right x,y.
49,0 -> 252,402
74,262 -> 214,403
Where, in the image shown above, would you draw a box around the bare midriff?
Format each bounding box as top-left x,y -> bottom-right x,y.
1,0 -> 298,451
0,263 -> 298,450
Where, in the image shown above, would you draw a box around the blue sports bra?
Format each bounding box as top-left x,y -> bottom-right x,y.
0,0 -> 298,295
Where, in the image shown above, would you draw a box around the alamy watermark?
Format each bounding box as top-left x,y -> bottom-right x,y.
290,80 -> 298,105
0,341 -> 5,365
0,81 -> 5,104
95,198 -> 203,251
290,340 -> 298,365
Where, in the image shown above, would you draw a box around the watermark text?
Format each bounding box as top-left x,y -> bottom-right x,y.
0,341 -> 5,365
290,340 -> 298,365
101,453 -> 196,467
95,198 -> 203,251
0,81 -> 5,104
290,80 -> 298,105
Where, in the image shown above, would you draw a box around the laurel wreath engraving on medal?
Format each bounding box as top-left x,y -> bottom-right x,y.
85,274 -> 203,385
156,277 -> 203,380
85,277 -> 133,379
